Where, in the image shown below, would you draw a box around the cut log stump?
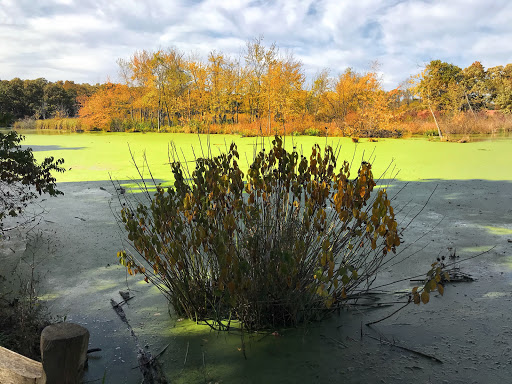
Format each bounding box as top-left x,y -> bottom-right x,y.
0,346 -> 44,384
40,322 -> 89,384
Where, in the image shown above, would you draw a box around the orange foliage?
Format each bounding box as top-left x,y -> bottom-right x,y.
79,83 -> 133,130
78,42 -> 401,137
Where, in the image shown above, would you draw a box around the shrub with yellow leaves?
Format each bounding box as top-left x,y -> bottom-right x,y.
118,136 -> 401,331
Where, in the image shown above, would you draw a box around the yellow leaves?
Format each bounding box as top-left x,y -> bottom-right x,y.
316,284 -> 326,296
421,291 -> 430,304
328,261 -> 334,279
116,133 -> 408,331
183,193 -> 192,210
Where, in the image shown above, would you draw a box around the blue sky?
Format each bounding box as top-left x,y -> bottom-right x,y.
1,0 -> 511,89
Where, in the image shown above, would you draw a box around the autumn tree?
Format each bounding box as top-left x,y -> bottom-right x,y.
319,68 -> 393,136
78,83 -> 132,130
487,64 -> 512,112
207,52 -> 229,124
244,37 -> 277,132
185,59 -> 209,126
461,61 -> 487,113
306,69 -> 330,121
265,53 -> 304,133
414,60 -> 464,138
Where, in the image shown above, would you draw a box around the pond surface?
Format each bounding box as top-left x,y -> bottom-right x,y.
2,130 -> 512,383
6,129 -> 512,183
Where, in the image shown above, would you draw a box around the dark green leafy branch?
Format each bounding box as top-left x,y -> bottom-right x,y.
0,131 -> 65,233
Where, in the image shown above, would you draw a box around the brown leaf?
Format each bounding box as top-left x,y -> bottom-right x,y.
421,291 -> 430,304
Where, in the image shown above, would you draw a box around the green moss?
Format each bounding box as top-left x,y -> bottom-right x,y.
483,226 -> 512,235
460,245 -> 494,253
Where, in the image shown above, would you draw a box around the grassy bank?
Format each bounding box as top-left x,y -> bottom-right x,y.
13,118 -> 83,131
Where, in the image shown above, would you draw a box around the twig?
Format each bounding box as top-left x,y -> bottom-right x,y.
113,295 -> 135,307
154,343 -> 170,360
202,351 -> 207,383
131,344 -> 170,369
365,302 -> 410,326
371,246 -> 496,291
184,341 -> 189,366
365,334 -> 443,363
320,334 -> 347,348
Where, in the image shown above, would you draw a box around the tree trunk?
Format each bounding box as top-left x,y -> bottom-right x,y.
428,102 -> 443,140
40,323 -> 89,384
465,92 -> 476,118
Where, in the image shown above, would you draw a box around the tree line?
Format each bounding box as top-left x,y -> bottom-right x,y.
415,60 -> 512,114
2,39 -> 512,136
0,78 -> 97,126
78,40 -> 512,136
78,39 -> 398,136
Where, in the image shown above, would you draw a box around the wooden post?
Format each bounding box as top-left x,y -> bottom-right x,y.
0,346 -> 44,384
40,323 -> 89,384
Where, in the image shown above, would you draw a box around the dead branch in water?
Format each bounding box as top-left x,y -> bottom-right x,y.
365,333 -> 443,364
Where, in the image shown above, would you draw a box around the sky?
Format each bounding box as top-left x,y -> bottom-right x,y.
1,0 -> 511,90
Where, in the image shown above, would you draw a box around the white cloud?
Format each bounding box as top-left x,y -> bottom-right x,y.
0,0 -> 511,89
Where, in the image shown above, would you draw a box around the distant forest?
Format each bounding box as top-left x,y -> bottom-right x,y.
2,40 -> 512,137
0,79 -> 97,125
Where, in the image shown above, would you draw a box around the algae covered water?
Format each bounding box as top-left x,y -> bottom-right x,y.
12,129 -> 512,183
3,130 -> 512,383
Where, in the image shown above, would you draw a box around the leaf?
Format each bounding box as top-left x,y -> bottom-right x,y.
437,284 -> 444,296
412,286 -> 418,294
421,291 -> 430,304
413,293 -> 420,305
